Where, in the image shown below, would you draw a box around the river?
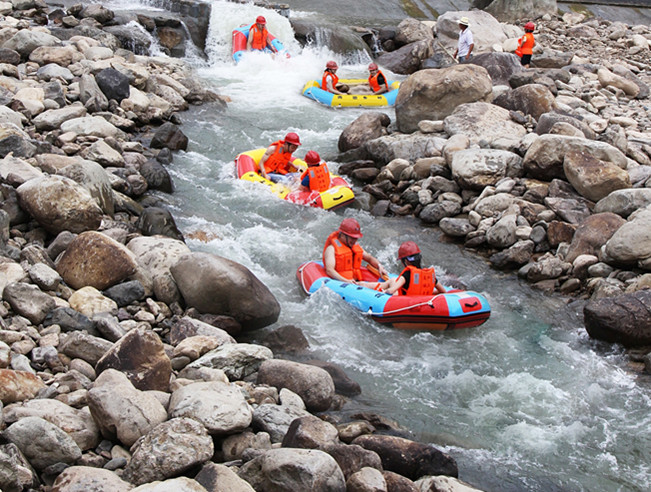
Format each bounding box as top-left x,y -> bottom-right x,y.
105,0 -> 651,490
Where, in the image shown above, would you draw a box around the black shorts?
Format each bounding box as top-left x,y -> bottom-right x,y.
520,54 -> 532,65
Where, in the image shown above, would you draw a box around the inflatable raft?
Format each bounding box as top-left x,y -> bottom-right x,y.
235,148 -> 355,210
297,261 -> 491,330
301,79 -> 400,108
232,23 -> 289,63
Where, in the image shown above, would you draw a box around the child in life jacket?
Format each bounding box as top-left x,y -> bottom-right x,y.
300,150 -> 331,192
516,22 -> 535,68
380,241 -> 447,296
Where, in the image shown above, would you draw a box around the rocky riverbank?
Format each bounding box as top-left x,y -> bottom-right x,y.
337,10 -> 651,368
0,2 -> 483,492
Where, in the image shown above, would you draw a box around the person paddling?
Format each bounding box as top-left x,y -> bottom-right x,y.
247,16 -> 278,54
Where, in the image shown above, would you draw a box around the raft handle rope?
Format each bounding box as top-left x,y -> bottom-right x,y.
364,296 -> 438,316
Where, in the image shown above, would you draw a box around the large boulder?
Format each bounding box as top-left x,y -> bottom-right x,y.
95,67 -> 131,102
565,213 -> 626,264
257,359 -> 335,412
95,327 -> 172,391
338,112 -> 391,152
16,175 -> 103,234
3,282 -> 56,324
563,151 -> 631,202
351,434 -> 457,481
523,135 -> 628,181
450,149 -> 522,190
171,252 -> 280,331
375,40 -> 435,75
435,10 -> 507,53
395,66 -> 492,133
443,102 -> 526,144
594,189 -> 651,219
365,133 -> 446,165
493,83 -> 556,120
238,448 -> 346,492
3,30 -> 61,58
603,205 -> 651,265
584,290 -> 651,347
57,158 -> 115,215
466,52 -> 523,86
56,231 -> 138,290
136,206 -> 184,241
50,466 -> 132,492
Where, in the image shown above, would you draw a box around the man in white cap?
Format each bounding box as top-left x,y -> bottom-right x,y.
453,17 -> 474,62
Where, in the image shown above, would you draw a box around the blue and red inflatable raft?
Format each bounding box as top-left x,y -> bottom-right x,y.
232,23 -> 289,63
297,261 -> 491,331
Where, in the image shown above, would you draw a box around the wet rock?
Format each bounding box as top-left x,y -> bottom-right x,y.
171,252 -> 280,331
262,325 -> 309,354
257,359 -> 335,412
135,206 -> 184,241
584,290 -> 651,347
150,122 -> 188,151
305,359 -> 361,396
140,159 -> 173,193
352,434 -> 457,481
489,239 -> 535,269
396,66 -> 492,133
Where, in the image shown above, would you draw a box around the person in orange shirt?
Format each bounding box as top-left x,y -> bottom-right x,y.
517,22 -> 535,68
380,241 -> 447,296
247,16 -> 277,53
258,132 -> 301,183
322,60 -> 348,94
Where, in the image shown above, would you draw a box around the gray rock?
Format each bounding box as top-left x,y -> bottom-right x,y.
584,290 -> 651,347
50,466 -> 132,492
187,342 -> 272,380
59,331 -> 113,366
3,282 -> 56,324
252,403 -> 311,443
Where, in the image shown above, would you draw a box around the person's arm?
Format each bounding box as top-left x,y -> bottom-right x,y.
246,31 -> 253,51
362,251 -> 387,278
258,145 -> 275,179
325,75 -> 344,95
374,74 -> 388,95
383,275 -> 406,295
465,31 -> 474,60
434,280 -> 447,294
266,36 -> 277,53
466,43 -> 474,60
324,245 -> 354,283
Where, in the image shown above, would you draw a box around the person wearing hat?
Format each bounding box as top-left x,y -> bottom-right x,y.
379,241 -> 447,296
367,62 -> 389,94
247,15 -> 277,53
516,22 -> 536,68
300,151 -> 331,192
453,17 -> 474,62
322,60 -> 348,95
323,218 -> 387,285
258,132 -> 301,183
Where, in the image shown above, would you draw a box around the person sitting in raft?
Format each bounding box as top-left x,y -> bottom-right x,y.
379,241 -> 447,296
323,218 -> 388,286
247,16 -> 277,53
516,22 -> 535,68
322,60 -> 349,95
367,63 -> 388,95
300,150 -> 331,192
258,132 -> 301,183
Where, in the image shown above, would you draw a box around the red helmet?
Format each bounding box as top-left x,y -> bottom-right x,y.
284,132 -> 301,146
524,22 -> 535,31
305,150 -> 320,165
256,16 -> 266,24
338,218 -> 363,238
368,62 -> 378,71
326,60 -> 338,70
398,241 -> 421,259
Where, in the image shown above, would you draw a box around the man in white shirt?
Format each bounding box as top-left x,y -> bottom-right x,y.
453,17 -> 474,62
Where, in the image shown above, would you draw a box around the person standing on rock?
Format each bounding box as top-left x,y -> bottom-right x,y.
516,22 -> 536,68
322,60 -> 349,94
323,218 -> 387,285
247,16 -> 278,54
453,17 -> 474,62
258,132 -> 301,183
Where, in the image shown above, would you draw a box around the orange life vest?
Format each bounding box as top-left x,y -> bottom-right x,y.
398,266 -> 435,296
249,25 -> 269,51
322,71 -> 339,93
518,32 -> 535,55
323,231 -> 364,281
301,162 -> 331,192
368,70 -> 388,93
263,140 -> 293,175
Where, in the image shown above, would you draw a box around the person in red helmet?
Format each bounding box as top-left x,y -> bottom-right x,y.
258,132 -> 301,183
516,21 -> 535,68
322,60 -> 348,95
380,241 -> 447,296
300,150 -> 331,192
367,62 -> 388,94
247,15 -> 277,53
323,218 -> 387,284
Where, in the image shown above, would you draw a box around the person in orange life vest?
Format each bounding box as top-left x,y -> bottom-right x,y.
517,22 -> 535,68
323,218 -> 388,286
247,16 -> 277,53
322,60 -> 348,95
367,63 -> 388,95
300,151 -> 331,192
379,241 -> 447,296
258,132 -> 301,183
